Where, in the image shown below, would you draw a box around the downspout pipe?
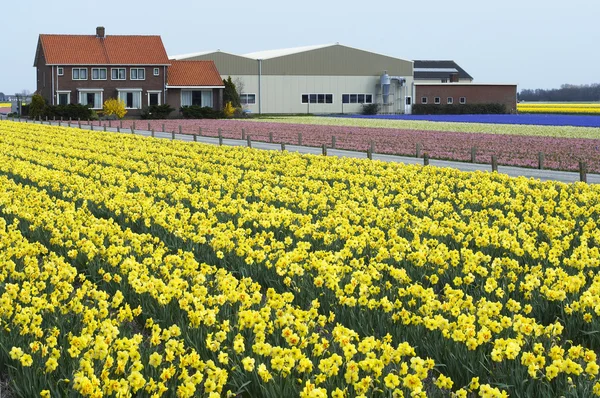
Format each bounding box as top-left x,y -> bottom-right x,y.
258,59 -> 262,115
51,66 -> 55,105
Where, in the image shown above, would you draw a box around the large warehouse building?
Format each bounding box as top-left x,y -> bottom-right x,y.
171,44 -> 414,114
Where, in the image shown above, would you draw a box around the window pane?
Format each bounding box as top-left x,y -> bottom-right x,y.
248,94 -> 256,104
92,69 -> 98,79
325,94 -> 332,104
81,69 -> 87,79
112,69 -> 117,79
131,69 -> 137,79
405,97 -> 411,105
192,91 -> 202,106
126,93 -> 133,108
154,68 -> 159,76
100,69 -> 106,79
317,94 -> 325,103
139,69 -> 145,79
73,69 -> 79,79
309,94 -> 317,104
358,94 -> 365,103
150,93 -> 159,106
342,94 -> 349,104
350,94 -> 357,103
87,93 -> 95,106
120,69 -> 125,79
421,97 -> 427,104
434,97 -> 440,104
366,94 -> 372,104
301,94 -> 308,104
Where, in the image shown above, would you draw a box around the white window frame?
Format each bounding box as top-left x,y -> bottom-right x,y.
77,89 -> 103,109
56,90 -> 70,105
147,90 -> 162,106
459,97 -> 466,104
240,93 -> 256,105
91,68 -> 107,80
153,68 -> 159,76
301,93 -> 334,104
117,88 -> 143,109
421,97 -> 428,104
130,68 -> 145,80
447,97 -> 453,104
111,68 -> 126,80
434,97 -> 441,104
57,67 -> 64,76
72,68 -> 88,80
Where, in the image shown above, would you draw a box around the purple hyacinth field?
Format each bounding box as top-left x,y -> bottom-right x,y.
82,119 -> 600,173
337,114 -> 600,128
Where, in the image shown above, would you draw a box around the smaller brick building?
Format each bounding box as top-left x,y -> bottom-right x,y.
414,83 -> 517,113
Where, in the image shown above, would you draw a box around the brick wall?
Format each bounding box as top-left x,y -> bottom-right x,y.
415,84 -> 517,113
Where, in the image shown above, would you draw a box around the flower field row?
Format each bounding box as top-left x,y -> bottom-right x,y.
74,118 -> 600,173
518,103 -> 600,115
2,120 -> 600,397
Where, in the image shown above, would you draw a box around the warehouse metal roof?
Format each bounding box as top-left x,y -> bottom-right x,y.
242,44 -> 336,60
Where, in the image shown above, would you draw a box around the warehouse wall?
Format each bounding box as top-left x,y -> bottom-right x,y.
228,74 -> 413,114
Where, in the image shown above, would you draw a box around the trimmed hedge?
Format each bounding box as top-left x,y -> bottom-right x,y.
42,104 -> 97,120
180,105 -> 223,119
141,104 -> 175,119
412,103 -> 507,115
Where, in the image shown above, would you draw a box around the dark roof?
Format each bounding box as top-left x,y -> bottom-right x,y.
413,60 -> 473,80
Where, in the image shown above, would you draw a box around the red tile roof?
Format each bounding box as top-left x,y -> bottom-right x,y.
167,60 -> 224,87
37,34 -> 170,65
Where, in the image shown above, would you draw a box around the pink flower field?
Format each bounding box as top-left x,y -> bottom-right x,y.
82,119 -> 600,173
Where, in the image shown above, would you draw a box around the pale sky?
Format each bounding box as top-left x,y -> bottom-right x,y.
2,0 -> 598,96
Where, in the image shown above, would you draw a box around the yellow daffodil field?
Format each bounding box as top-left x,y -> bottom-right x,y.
1,120 -> 600,398
518,103 -> 600,115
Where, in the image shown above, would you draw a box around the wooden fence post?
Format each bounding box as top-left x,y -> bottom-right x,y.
322,144 -> 327,156
109,120 -> 111,128
148,122 -> 151,131
171,130 -> 175,140
332,136 -> 336,149
218,129 -> 223,145
298,133 -> 302,146
198,127 -> 202,136
133,121 -> 136,130
131,126 -> 135,134
367,148 -> 372,160
242,128 -> 246,140
162,123 -> 165,132
269,132 -> 273,143
471,146 -> 477,163
117,126 -> 120,133
416,143 -> 422,158
104,125 -> 107,132
179,125 -> 182,135
119,120 -> 123,129
151,128 -> 155,137
492,155 -> 498,172
281,143 -> 286,151
247,135 -> 252,148
579,161 -> 587,183
538,152 -> 545,170
423,153 -> 430,166
193,134 -> 197,142
370,140 -> 375,154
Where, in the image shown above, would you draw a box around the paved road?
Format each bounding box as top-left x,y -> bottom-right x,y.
4,117 -> 599,184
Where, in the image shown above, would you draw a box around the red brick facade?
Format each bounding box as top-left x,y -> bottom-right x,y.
415,84 -> 517,113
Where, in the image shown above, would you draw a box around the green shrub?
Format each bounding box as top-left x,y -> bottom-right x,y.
141,104 -> 175,119
412,103 -> 508,115
361,103 -> 380,115
29,94 -> 46,119
180,105 -> 223,119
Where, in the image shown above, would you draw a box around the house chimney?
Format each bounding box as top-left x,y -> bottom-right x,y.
96,26 -> 105,38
